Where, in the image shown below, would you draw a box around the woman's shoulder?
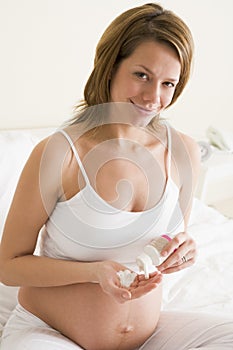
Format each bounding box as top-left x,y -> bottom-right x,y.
176,129 -> 199,153
24,131 -> 75,193
177,130 -> 200,163
169,126 -> 201,172
31,129 -> 73,161
167,123 -> 199,155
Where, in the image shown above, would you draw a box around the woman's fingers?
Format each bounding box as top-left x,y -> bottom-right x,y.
98,261 -> 163,303
158,256 -> 195,274
129,272 -> 162,299
158,232 -> 197,274
111,271 -> 162,303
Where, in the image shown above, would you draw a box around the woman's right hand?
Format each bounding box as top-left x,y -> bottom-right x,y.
96,260 -> 162,304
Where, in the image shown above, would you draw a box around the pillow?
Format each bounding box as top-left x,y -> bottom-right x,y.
0,128 -> 55,236
0,284 -> 18,334
0,127 -> 55,334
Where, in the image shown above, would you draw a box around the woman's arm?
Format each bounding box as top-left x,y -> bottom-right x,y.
176,132 -> 201,231
158,132 -> 201,273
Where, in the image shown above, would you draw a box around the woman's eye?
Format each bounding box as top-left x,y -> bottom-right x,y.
164,81 -> 175,88
134,72 -> 148,80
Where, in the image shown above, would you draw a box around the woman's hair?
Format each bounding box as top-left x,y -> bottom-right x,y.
69,3 -> 194,128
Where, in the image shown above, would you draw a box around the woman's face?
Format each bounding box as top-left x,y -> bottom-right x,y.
110,40 -> 181,127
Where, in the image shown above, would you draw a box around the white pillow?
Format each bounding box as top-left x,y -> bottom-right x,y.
0,128 -> 55,237
0,284 -> 18,334
0,127 -> 55,333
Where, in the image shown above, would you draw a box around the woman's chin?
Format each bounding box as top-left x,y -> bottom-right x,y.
107,102 -> 156,127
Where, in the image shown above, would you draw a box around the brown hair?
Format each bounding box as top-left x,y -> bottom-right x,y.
69,3 -> 194,128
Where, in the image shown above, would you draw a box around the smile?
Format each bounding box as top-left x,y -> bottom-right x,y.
129,100 -> 158,116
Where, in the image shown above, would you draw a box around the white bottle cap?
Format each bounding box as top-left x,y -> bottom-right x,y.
144,245 -> 161,266
136,252 -> 153,279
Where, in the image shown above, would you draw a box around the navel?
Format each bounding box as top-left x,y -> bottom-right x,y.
119,324 -> 134,334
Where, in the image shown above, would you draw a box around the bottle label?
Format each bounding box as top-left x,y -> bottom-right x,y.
149,235 -> 171,254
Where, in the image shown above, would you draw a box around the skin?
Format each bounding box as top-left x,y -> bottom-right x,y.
0,40 -> 200,350
110,41 -> 181,128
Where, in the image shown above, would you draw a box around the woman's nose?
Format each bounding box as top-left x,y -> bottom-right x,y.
143,82 -> 161,105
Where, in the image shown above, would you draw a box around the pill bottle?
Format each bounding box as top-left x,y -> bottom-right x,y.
136,235 -> 171,278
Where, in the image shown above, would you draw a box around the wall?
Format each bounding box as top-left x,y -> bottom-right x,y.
0,0 -> 232,135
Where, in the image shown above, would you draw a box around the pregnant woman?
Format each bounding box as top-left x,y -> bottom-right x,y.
1,3 -> 233,349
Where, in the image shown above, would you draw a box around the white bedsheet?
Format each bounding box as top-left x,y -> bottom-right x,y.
0,128 -> 233,338
163,199 -> 233,316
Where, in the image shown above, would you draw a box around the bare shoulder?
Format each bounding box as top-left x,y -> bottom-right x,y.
173,130 -> 201,184
28,130 -> 73,170
32,130 -> 71,155
16,130 -> 74,209
177,131 -> 200,161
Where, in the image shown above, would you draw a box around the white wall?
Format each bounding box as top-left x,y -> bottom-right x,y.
0,0 -> 232,135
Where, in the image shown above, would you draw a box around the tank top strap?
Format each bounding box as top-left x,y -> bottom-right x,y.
58,129 -> 90,186
164,122 -> 172,178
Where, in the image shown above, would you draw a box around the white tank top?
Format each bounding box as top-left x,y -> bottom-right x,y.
40,124 -> 184,271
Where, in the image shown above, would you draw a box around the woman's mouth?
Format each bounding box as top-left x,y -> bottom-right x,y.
130,101 -> 158,117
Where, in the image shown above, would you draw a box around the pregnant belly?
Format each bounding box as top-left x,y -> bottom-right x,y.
19,283 -> 162,350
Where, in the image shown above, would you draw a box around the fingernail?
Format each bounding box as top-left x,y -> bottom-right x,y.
122,292 -> 131,300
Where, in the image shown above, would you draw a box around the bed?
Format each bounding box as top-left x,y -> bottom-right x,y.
0,127 -> 233,340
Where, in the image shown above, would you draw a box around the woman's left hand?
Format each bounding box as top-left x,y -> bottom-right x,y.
157,231 -> 197,274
